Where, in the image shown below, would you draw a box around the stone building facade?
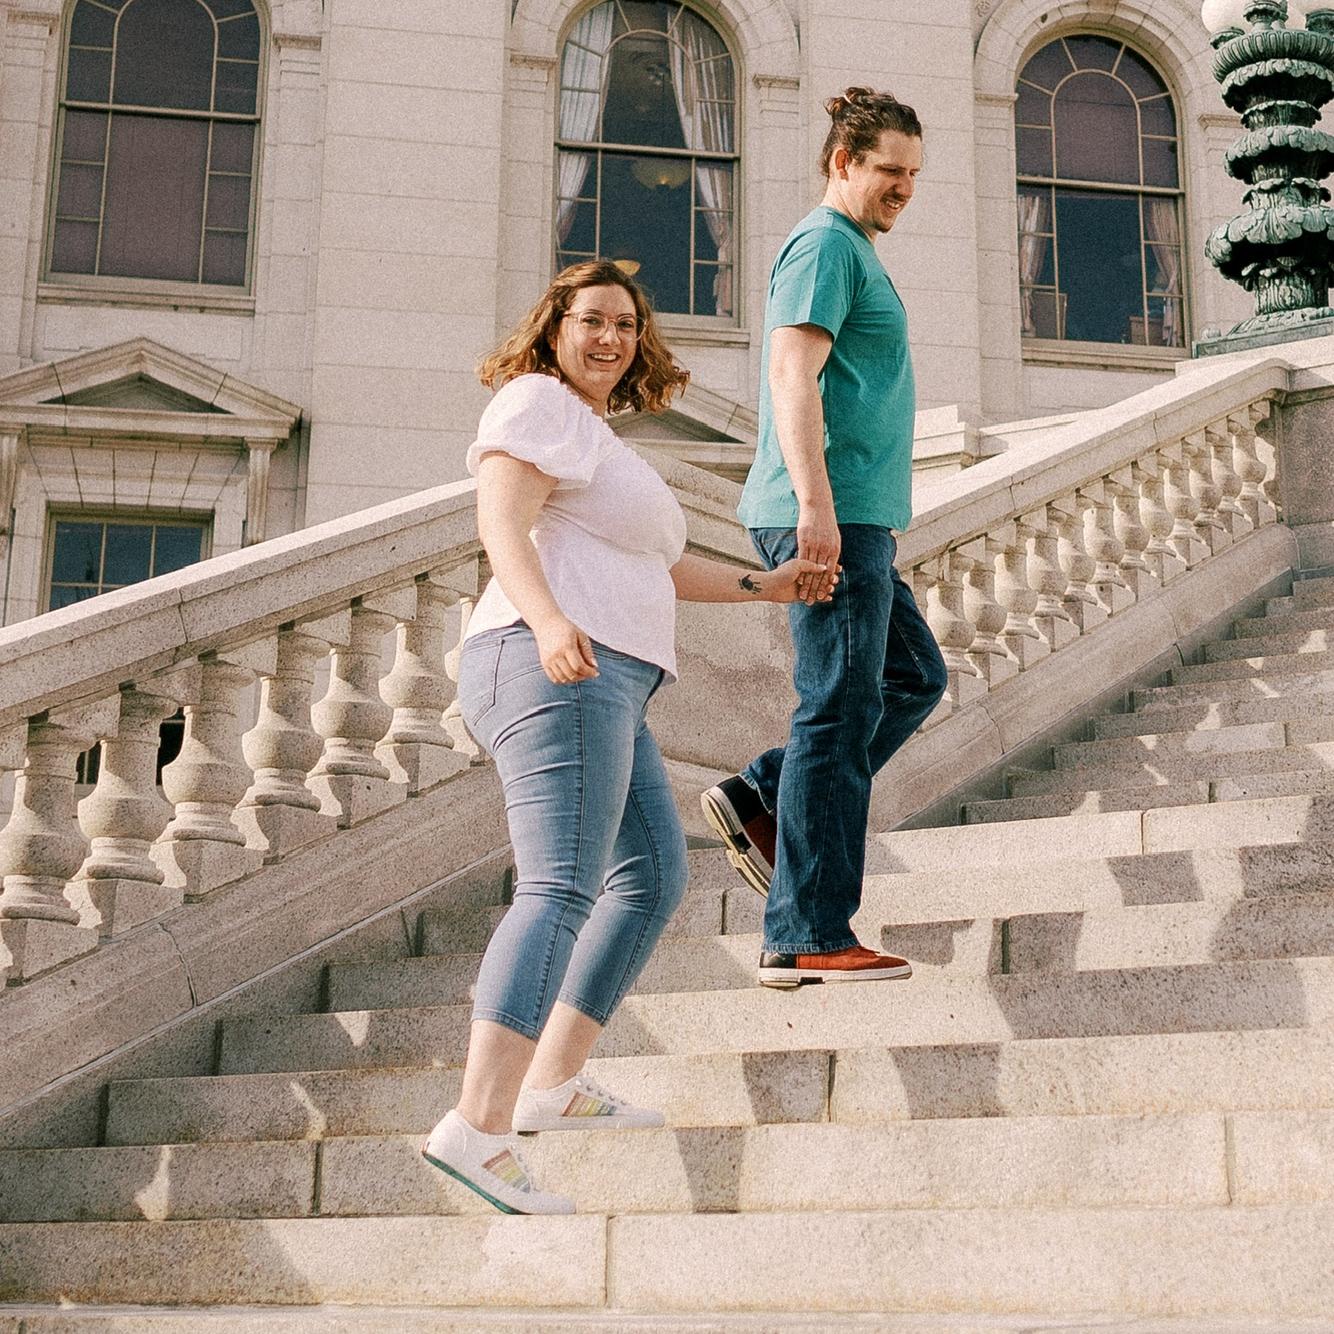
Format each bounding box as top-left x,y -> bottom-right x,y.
0,0 -> 1295,627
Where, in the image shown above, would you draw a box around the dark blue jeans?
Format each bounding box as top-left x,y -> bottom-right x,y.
742,525 -> 947,953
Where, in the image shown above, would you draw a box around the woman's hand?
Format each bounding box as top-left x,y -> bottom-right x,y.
763,558 -> 840,605
532,614 -> 599,684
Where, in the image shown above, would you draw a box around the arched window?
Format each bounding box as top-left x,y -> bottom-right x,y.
556,1 -> 737,319
49,0 -> 262,288
1015,35 -> 1185,348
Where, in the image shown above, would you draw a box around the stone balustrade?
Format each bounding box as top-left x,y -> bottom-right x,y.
0,357 -> 1293,985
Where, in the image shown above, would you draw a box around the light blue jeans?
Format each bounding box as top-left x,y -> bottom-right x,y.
457,625 -> 688,1041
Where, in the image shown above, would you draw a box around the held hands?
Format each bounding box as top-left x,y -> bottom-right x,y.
761,558 -> 840,605
796,502 -> 841,604
533,615 -> 599,684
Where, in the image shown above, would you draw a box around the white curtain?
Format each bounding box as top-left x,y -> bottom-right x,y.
1146,198 -> 1184,348
556,4 -> 615,244
667,10 -> 735,315
1016,191 -> 1052,337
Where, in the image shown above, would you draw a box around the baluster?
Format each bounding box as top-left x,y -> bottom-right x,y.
1164,441 -> 1209,566
921,552 -> 986,716
963,530 -> 1016,689
1031,504 -> 1079,653
1084,476 -> 1133,616
0,699 -> 118,981
1114,461 -> 1156,601
1055,492 -> 1106,633
1189,427 -> 1229,553
1217,412 -> 1252,539
443,553 -> 485,762
1141,448 -> 1187,585
71,683 -> 182,937
377,568 -> 470,794
153,642 -> 274,897
1254,401 -> 1282,519
1235,401 -> 1278,528
236,613 -> 346,862
995,511 -> 1049,671
309,590 -> 412,828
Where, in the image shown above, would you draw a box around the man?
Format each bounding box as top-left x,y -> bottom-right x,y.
701,87 -> 947,990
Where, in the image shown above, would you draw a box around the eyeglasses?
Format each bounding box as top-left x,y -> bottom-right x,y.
565,310 -> 644,340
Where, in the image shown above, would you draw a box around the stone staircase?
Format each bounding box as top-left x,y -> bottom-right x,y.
2,578 -> 1334,1327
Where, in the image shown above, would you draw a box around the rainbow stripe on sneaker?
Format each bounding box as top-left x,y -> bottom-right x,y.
482,1150 -> 530,1190
561,1091 -> 617,1118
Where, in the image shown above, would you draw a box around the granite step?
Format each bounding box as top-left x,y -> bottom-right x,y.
1009,741 -> 1334,795
1291,572 -> 1334,610
1175,644 -> 1334,683
1091,693 -> 1334,739
2,1207 -> 1331,1315
103,1026 -> 1334,1147
0,1113 -> 1258,1222
215,955 -> 1334,1076
104,1050 -> 832,1147
872,794 -> 1334,873
1205,626 -> 1334,662
1133,667 -> 1334,711
1235,606 -> 1334,639
1051,720 -> 1291,769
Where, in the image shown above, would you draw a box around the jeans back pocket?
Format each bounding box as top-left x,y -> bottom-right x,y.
457,633 -> 503,730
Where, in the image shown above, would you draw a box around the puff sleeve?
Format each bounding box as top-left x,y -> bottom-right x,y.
466,374 -> 610,490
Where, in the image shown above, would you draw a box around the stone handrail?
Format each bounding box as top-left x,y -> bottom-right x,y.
0,353 -> 1291,986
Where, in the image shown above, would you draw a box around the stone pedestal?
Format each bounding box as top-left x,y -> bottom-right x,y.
374,740 -> 470,795
68,877 -> 185,939
307,772 -> 408,829
152,836 -> 264,899
0,918 -> 97,985
232,803 -> 336,863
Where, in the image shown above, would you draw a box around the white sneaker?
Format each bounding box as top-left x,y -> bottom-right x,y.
420,1109 -> 574,1215
512,1072 -> 665,1133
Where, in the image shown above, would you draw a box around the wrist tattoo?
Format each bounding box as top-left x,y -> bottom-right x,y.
738,574 -> 763,595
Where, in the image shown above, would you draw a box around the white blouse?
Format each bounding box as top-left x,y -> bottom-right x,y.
464,373 -> 688,679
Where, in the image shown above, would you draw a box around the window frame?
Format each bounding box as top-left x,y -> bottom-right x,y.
1014,32 -> 1190,357
42,0 -> 268,301
553,0 -> 742,328
42,506 -> 214,613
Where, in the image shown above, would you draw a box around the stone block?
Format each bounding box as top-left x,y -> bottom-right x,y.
307,773 -> 408,829
0,918 -> 98,985
1231,1108 -> 1334,1204
1053,721 -> 1287,769
373,740 -> 468,795
962,781 -> 1210,825
151,838 -> 264,898
232,803 -> 337,863
69,876 -> 185,939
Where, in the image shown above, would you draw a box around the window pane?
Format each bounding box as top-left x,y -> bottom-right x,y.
214,60 -> 259,115
1064,35 -> 1121,72
152,525 -> 203,574
48,584 -> 99,610
207,0 -> 259,19
216,12 -> 260,59
557,197 -> 597,253
51,522 -> 103,583
67,47 -> 112,102
206,172 -> 251,231
50,219 -> 99,273
70,2 -> 115,48
1015,81 -> 1051,127
202,229 -> 247,284
101,115 -> 209,281
621,1 -> 671,32
210,121 -> 256,174
1054,189 -> 1143,343
694,262 -> 733,319
1016,126 -> 1053,177
1116,46 -> 1170,101
1139,95 -> 1176,137
114,0 -> 215,111
601,153 -> 690,315
1054,73 -> 1139,183
1027,288 -> 1064,340
102,524 -> 153,585
56,163 -> 104,220
62,109 -> 109,163
1019,40 -> 1074,93
602,34 -> 688,149
1143,136 -> 1180,188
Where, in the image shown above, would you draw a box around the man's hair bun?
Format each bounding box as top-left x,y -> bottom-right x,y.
818,86 -> 922,176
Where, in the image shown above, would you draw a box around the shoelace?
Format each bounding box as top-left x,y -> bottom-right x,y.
574,1075 -> 627,1109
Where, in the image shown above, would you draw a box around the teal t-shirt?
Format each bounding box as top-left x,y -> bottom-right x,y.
737,206 -> 916,531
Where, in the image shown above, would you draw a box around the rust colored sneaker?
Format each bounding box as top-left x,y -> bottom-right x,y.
757,945 -> 913,990
700,775 -> 775,897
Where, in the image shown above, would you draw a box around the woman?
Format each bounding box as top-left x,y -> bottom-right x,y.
421,260 -> 833,1215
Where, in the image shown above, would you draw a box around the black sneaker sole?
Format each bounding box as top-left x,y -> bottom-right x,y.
699,788 -> 772,898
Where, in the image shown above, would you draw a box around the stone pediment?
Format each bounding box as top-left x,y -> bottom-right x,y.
614,383 -> 758,483
0,337 -> 301,445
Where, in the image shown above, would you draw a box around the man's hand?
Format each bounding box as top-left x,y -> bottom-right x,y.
796,501 -> 841,605
763,558 -> 840,604
532,615 -> 599,684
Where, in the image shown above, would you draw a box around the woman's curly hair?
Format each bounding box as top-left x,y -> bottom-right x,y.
478,260 -> 690,416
